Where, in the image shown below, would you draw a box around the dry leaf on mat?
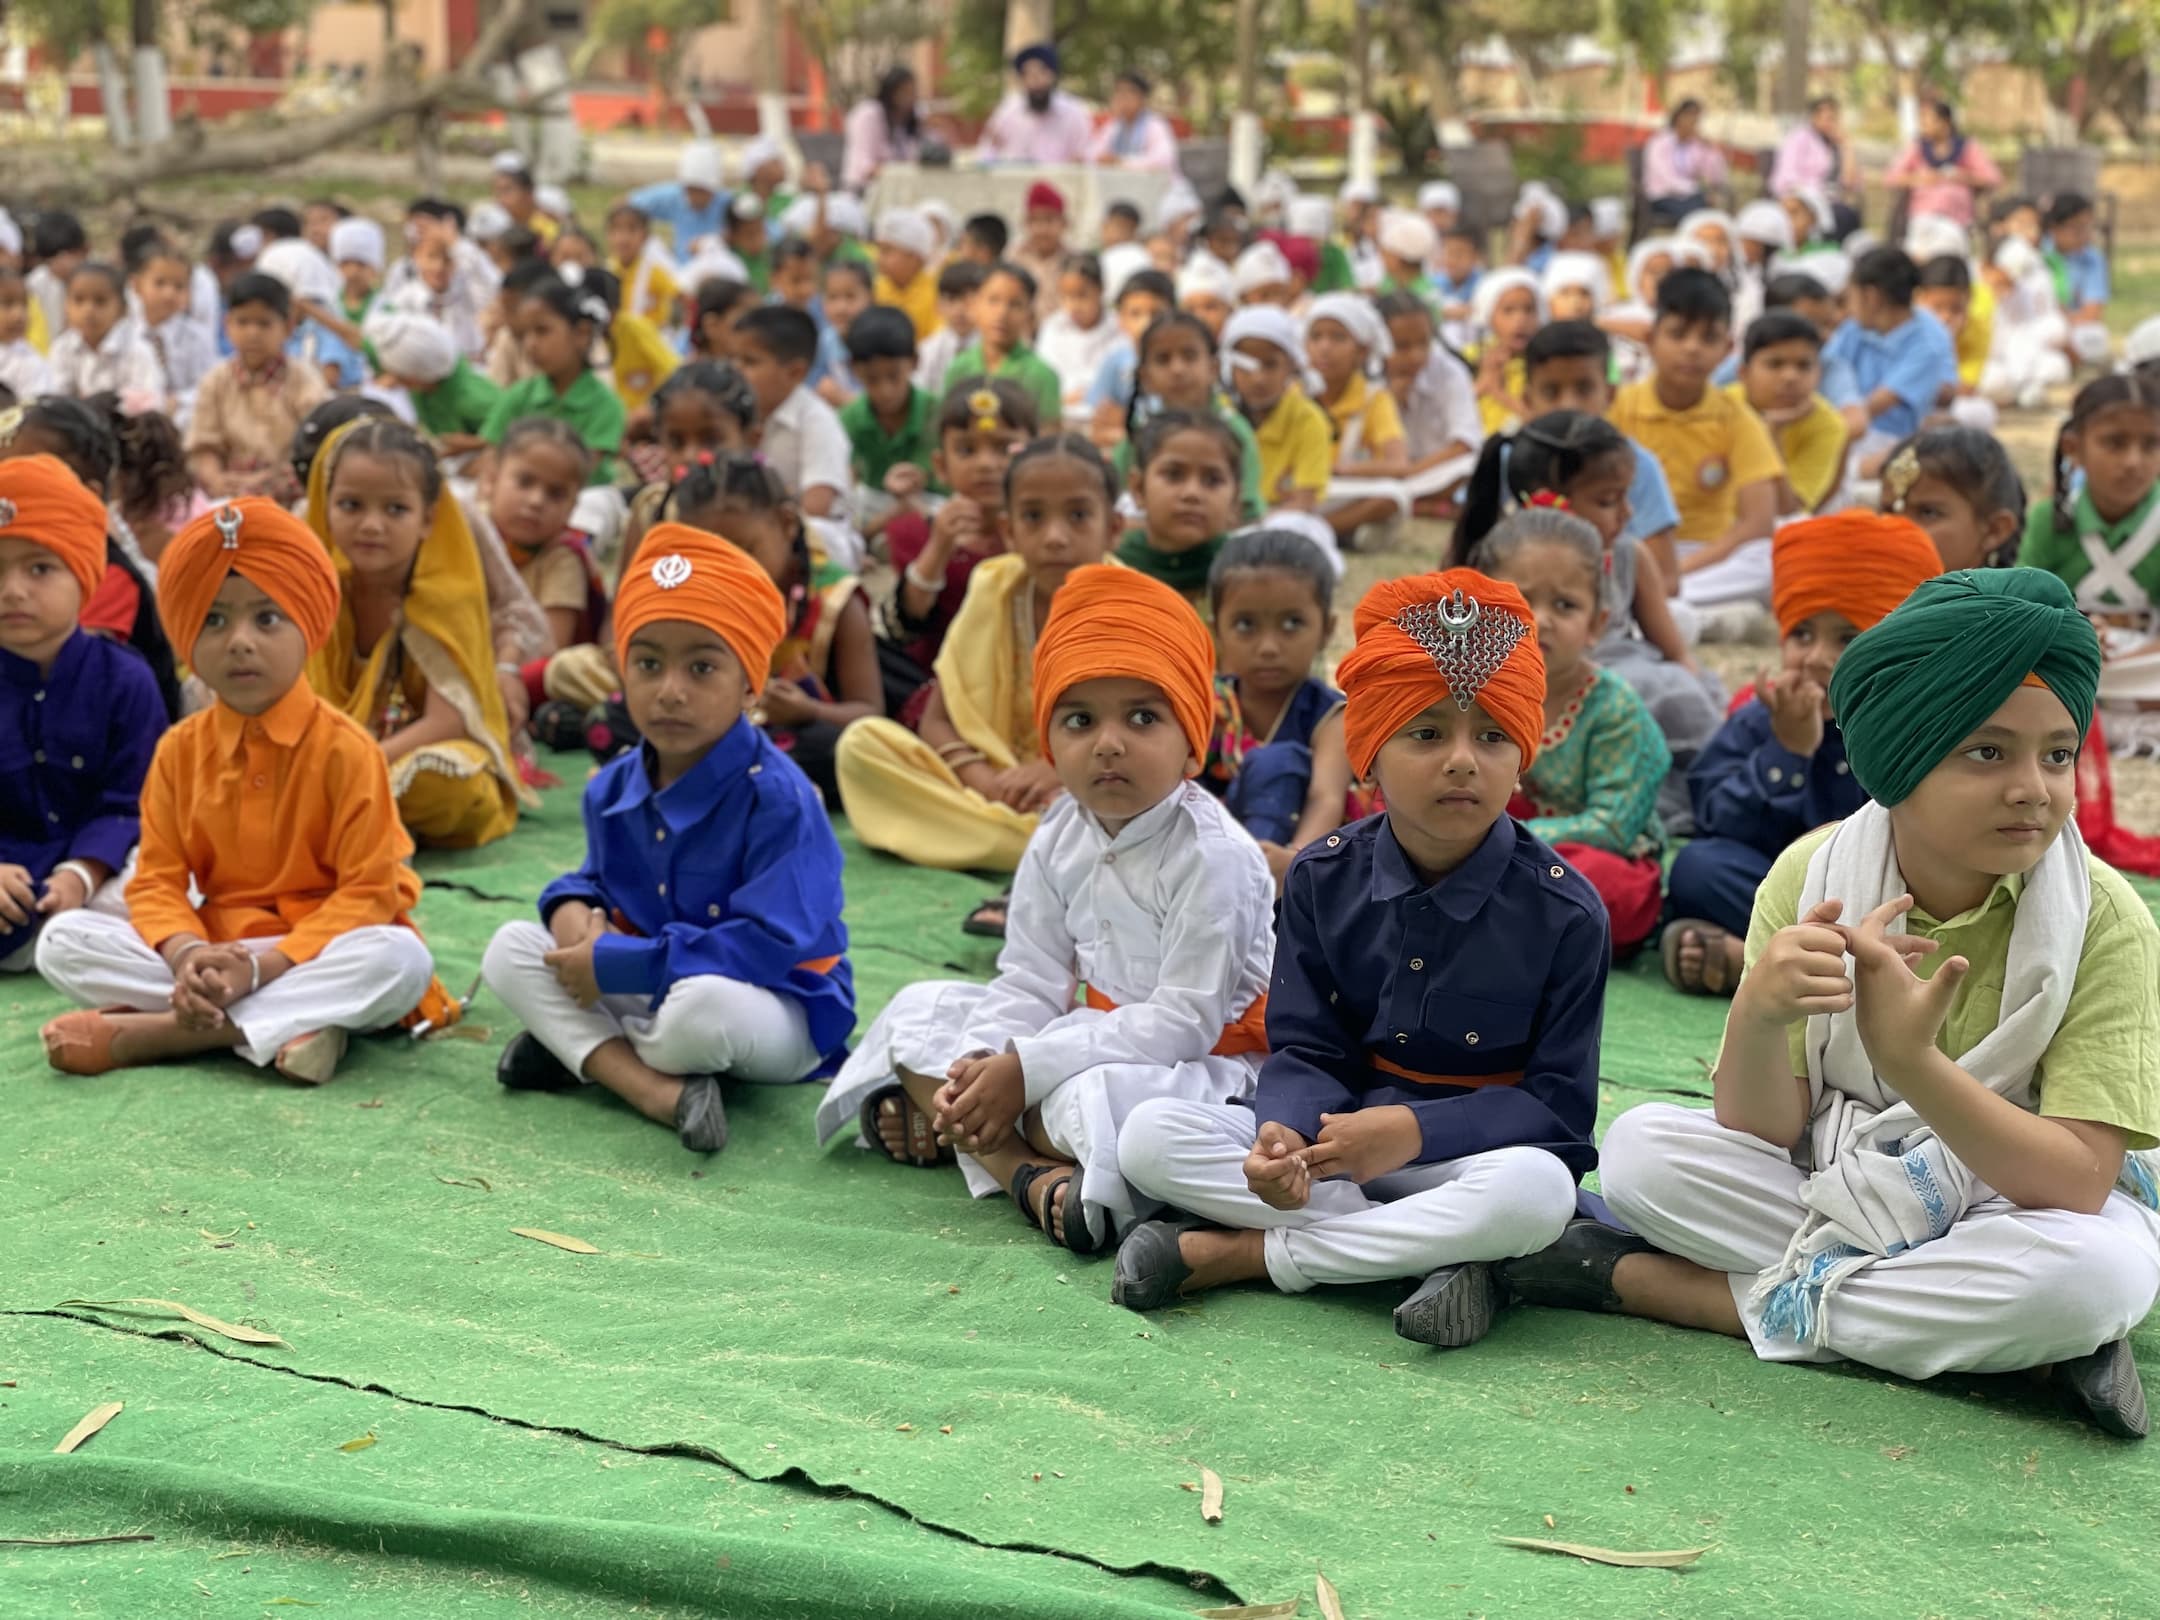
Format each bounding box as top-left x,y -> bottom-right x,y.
1495,1536 -> 1710,1568
53,1402 -> 123,1455
1315,1570 -> 1346,1620
1200,1467 -> 1225,1525
435,1175 -> 492,1192
510,1228 -> 599,1254
55,1297 -> 285,1346
1192,1601 -> 1300,1618
337,1432 -> 377,1453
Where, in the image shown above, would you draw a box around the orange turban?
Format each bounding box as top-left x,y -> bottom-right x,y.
0,453 -> 107,602
159,498 -> 341,656
1337,569 -> 1547,777
613,522 -> 787,683
1771,511 -> 1942,639
1032,564 -> 1215,760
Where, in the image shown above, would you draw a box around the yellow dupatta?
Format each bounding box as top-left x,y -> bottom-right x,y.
304,422 -> 535,837
930,552 -> 1036,772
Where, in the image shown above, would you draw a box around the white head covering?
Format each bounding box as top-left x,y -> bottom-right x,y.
1284,196 -> 1334,240
824,194 -> 868,240
776,196 -> 821,242
1232,240 -> 1294,298
1992,236 -> 2042,282
1176,255 -> 1236,306
1624,236 -> 1681,302
1904,214 -> 1970,265
330,217 -> 385,270
1236,509 -> 1345,579
1337,179 -> 1381,207
1539,250 -> 1610,310
1590,196 -> 1627,241
1220,305 -> 1304,379
535,184 -> 572,220
1155,179 -> 1203,233
1253,168 -> 1300,220
1677,209 -> 1736,254
1303,292 -> 1392,361
1789,186 -> 1836,240
1376,209 -> 1437,265
255,237 -> 341,307
1736,199 -> 1795,252
682,244 -> 753,294
1470,267 -> 1545,333
736,137 -> 784,182
466,201 -> 513,243
874,208 -> 934,259
1098,242 -> 1154,303
1772,248 -> 1851,296
2121,315 -> 2160,370
364,310 -> 458,383
491,149 -> 529,176
0,209 -> 22,257
228,223 -> 265,261
677,141 -> 724,191
1513,182 -> 1567,241
1417,181 -> 1462,215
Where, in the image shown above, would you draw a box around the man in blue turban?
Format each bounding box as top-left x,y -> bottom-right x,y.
979,41 -> 1094,164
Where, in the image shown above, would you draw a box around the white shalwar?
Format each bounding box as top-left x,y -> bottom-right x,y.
816,782 -> 1275,1248
0,862 -> 132,973
35,911 -> 435,1068
1120,1100 -> 1577,1292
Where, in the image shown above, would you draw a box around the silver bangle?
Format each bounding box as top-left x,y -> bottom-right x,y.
247,951 -> 263,997
904,560 -> 945,594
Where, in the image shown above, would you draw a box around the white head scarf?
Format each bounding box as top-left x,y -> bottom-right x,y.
682,244 -> 753,295
1773,248 -> 1852,297
1513,182 -> 1567,241
364,310 -> 458,383
677,141 -> 724,191
1219,304 -> 1304,383
1992,236 -> 2042,283
1176,255 -> 1236,306
1284,196 -> 1334,240
1624,235 -> 1687,303
2121,315 -> 2160,370
1677,209 -> 1737,256
1099,242 -> 1154,303
1237,509 -> 1346,579
736,137 -> 784,183
874,208 -> 935,259
1303,292 -> 1393,365
255,238 -> 341,307
465,202 -> 513,243
1589,197 -> 1627,240
1539,250 -> 1610,310
1155,180 -> 1203,233
329,218 -> 385,271
1470,267 -> 1546,334
1904,214 -> 1970,265
1417,181 -> 1462,215
1736,199 -> 1795,252
1232,240 -> 1294,298
1376,209 -> 1438,264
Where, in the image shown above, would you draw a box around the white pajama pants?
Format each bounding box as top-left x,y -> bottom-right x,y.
481,920 -> 822,1084
816,978 -> 1261,1247
1601,1103 -> 2160,1379
1118,1098 -> 1578,1293
34,910 -> 435,1067
1675,538 -> 1773,608
0,865 -> 133,973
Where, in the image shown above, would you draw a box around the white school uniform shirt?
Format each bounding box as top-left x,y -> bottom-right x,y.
141,311 -> 219,407
1396,346 -> 1483,461
0,338 -> 52,401
1036,312 -> 1124,422
760,384 -> 854,519
956,783 -> 1277,1107
914,325 -> 963,399
46,319 -> 166,399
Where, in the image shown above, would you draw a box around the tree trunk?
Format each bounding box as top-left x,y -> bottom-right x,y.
93,42 -> 134,149
131,0 -> 171,146
1776,0 -> 1810,117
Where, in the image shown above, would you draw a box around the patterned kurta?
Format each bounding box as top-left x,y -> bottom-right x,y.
1518,665 -> 1670,858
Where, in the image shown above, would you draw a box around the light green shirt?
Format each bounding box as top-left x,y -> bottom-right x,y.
1742,821 -> 2160,1149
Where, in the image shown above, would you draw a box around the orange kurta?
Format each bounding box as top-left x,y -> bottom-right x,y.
126,679 -> 423,966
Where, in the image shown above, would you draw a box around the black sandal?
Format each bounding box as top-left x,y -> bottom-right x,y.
859,1085 -> 953,1168
674,1074 -> 729,1153
1111,1219 -> 1197,1311
961,890 -> 1011,939
1053,1163 -> 1112,1257
1010,1162 -> 1076,1246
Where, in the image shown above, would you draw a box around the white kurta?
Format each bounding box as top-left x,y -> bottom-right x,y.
817,782 -> 1276,1245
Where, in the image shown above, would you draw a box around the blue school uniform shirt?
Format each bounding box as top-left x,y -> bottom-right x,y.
2050,240 -> 2110,307
1688,698 -> 1863,856
1818,309 -> 1958,443
289,318 -> 362,388
1624,440 -> 1680,544
536,718 -> 855,1068
1085,338 -> 1138,411
0,631 -> 166,931
1432,268 -> 1482,306
628,180 -> 732,261
1260,812 -> 1608,1175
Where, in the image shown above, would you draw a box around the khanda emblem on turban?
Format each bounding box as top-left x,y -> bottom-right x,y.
651,553 -> 694,590
1395,589 -> 1528,711
215,506 -> 244,550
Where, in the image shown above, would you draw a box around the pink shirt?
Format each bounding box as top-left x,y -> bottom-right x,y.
1769,124 -> 1852,199
979,90 -> 1096,164
842,99 -> 919,191
1885,139 -> 2002,229
1086,111 -> 1178,172
1641,130 -> 1728,201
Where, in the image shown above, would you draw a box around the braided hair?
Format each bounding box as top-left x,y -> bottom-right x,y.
1453,410 -> 1633,566
2053,371 -> 2160,531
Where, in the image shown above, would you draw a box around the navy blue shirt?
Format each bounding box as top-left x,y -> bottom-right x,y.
0,630 -> 165,901
1259,812 -> 1608,1176
1688,697 -> 1863,856
537,717 -> 855,1067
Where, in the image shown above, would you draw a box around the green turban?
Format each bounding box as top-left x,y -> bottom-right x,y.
1829,568 -> 2100,806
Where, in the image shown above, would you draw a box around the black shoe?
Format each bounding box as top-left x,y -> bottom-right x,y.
1111,1220 -> 1195,1311
674,1074 -> 729,1153
2056,1340 -> 2149,1439
1393,1263 -> 1498,1348
496,1032 -> 577,1092
1498,1218 -> 1652,1313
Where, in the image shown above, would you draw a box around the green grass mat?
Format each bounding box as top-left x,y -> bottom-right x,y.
4,759 -> 2156,1619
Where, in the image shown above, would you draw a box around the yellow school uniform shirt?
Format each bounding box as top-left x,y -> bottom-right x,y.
26,296 -> 48,355
1610,377 -> 1782,541
875,268 -> 942,344
1319,373 -> 1405,461
612,253 -> 681,327
1252,387 -> 1335,504
1724,383 -> 1844,514
1956,279 -> 1995,389
609,311 -> 680,415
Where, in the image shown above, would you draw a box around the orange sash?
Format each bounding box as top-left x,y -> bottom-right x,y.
1083,984 -> 1270,1056
1370,1053 -> 1523,1089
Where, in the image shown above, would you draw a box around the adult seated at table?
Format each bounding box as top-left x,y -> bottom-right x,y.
1885,100 -> 2001,231
1641,100 -> 1729,229
979,43 -> 1095,166
1770,96 -> 1861,241
844,66 -> 923,192
1087,71 -> 1180,172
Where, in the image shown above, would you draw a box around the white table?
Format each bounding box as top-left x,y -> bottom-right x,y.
865,163 -> 1173,241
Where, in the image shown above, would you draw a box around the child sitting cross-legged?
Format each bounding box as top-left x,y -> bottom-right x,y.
38,501 -> 441,1083
1114,568 -> 1606,1346
818,566 -> 1275,1256
1662,511 -> 1943,997
483,527 -> 854,1154
1510,570 -> 2160,1438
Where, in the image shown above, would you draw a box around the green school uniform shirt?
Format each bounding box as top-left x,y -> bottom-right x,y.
412,357 -> 502,440
1743,821 -> 2160,1149
1315,239 -> 1356,294
840,385 -> 938,492
944,340 -> 1063,431
481,369 -> 626,486
1111,395 -> 1267,524
2017,484 -> 2160,612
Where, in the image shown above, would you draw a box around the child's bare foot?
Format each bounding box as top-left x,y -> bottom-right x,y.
1660,919 -> 1743,997
1175,1227 -> 1268,1293
43,1009 -> 240,1075
861,1086 -> 953,1167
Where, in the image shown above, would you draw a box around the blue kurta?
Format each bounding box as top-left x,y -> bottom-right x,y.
537,718 -> 855,1067
1820,308 -> 1959,443
1259,813 -> 1608,1175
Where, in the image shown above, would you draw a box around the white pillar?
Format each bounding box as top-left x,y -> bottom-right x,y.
1230,111 -> 1264,196
93,43 -> 134,149
131,44 -> 171,146
1349,113 -> 1380,193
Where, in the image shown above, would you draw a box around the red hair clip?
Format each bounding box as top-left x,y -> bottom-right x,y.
1525,490 -> 1571,511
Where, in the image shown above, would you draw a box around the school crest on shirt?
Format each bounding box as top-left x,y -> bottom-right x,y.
652,553 -> 693,589
1697,457 -> 1728,492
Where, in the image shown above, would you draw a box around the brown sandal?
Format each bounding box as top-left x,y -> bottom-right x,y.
1660,919 -> 1740,998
